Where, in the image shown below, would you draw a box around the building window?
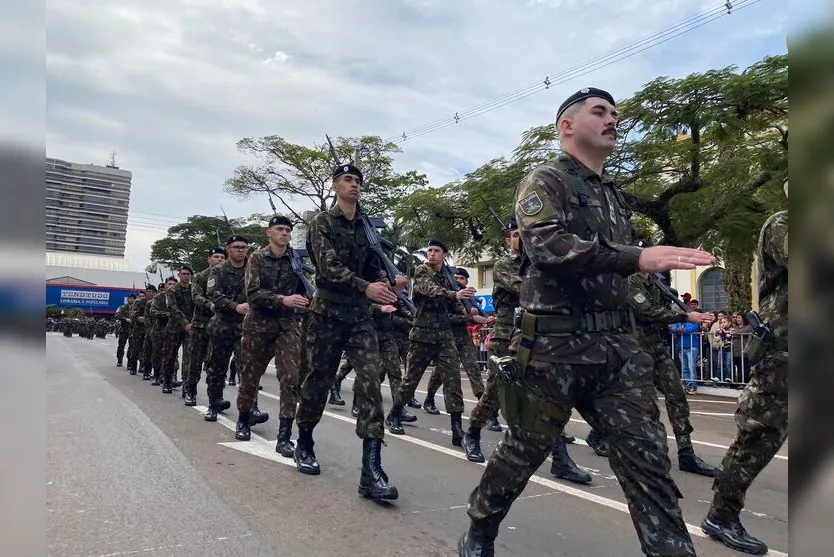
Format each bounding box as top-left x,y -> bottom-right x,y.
481,266 -> 494,289
698,267 -> 728,312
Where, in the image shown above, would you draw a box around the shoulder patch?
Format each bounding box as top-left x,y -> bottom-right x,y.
519,191 -> 544,216
632,292 -> 647,305
207,277 -> 216,288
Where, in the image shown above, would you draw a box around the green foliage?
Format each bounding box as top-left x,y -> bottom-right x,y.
224,135 -> 428,221
149,214 -> 269,273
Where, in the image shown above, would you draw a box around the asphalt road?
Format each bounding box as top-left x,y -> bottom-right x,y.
47,333 -> 789,557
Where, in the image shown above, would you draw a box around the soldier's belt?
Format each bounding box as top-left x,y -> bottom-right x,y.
316,287 -> 369,306
516,308 -> 635,335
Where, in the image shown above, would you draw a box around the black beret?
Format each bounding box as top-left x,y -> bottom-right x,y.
556,87 -> 616,123
128,293 -> 137,298
225,234 -> 249,246
157,282 -> 165,289
210,246 -> 226,256
506,216 -> 518,233
180,264 -> 193,273
268,215 -> 293,229
454,267 -> 469,279
145,284 -> 157,292
333,164 -> 363,184
165,276 -> 177,283
428,239 -> 448,253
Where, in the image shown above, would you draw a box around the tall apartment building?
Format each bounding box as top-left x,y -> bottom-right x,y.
45,157 -> 132,257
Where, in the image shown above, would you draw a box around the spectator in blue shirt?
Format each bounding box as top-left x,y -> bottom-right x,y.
672,320 -> 701,392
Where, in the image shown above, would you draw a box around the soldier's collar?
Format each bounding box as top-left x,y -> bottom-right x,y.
559,153 -> 614,184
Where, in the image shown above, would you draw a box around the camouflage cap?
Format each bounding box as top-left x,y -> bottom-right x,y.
556,87 -> 615,122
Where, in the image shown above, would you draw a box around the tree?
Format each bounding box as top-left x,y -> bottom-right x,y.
149,214 -> 270,273
224,135 -> 428,222
513,55 -> 788,309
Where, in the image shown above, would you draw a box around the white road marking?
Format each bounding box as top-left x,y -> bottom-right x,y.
690,411 -> 736,417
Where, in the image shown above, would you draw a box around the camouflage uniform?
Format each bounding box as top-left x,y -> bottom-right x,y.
115,300 -> 133,367
394,263 -> 464,414
704,211 -> 788,547
149,291 -> 170,385
296,205 -> 387,440
127,297 -> 149,372
425,318 -> 486,400
165,281 -> 194,386
206,259 -> 247,410
339,304 -> 407,398
186,267 -> 214,397
238,246 -> 301,418
465,154 -> 694,556
140,298 -> 156,376
469,253 -> 521,429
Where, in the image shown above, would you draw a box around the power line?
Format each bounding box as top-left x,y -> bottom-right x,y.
386,0 -> 759,144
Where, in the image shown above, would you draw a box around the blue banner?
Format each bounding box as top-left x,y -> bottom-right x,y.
45,284 -> 137,314
474,294 -> 494,313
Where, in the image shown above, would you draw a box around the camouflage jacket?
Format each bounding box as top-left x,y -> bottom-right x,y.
756,210 -> 788,343
514,153 -> 642,364
190,267 -> 214,329
244,246 -> 300,329
115,301 -> 133,323
410,263 -> 460,343
143,296 -> 155,331
150,291 -> 169,331
306,204 -> 385,323
207,259 -> 248,325
166,282 -> 195,333
129,297 -> 149,328
491,252 -> 522,340
628,273 -> 686,348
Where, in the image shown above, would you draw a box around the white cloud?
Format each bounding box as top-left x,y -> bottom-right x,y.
40,0 -> 794,269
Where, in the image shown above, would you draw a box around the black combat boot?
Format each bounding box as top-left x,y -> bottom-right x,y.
485,410 -> 502,432
328,380 -> 345,406
183,385 -> 197,407
235,410 -> 251,441
204,403 -> 218,422
385,405 -> 405,435
450,412 -> 465,447
406,397 -> 421,409
128,366 -> 136,376
117,360 -> 123,367
585,429 -> 609,457
358,439 -> 398,500
562,433 -> 575,444
550,436 -> 592,484
399,406 -> 417,423
463,427 -> 485,463
294,426 -> 320,475
161,380 -> 173,394
678,447 -> 717,477
275,418 -> 295,458
151,372 -> 161,386
458,526 -> 495,557
141,365 -> 151,380
250,404 -> 269,426
217,399 -> 231,413
350,396 -> 359,418
422,396 -> 440,415
701,513 -> 768,555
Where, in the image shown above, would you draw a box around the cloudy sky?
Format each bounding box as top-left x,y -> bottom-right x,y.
41,0 -> 805,268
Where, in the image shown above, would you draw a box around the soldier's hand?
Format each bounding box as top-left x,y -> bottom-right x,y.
687,311 -> 714,325
366,282 -> 397,304
638,246 -> 715,273
393,275 -> 409,290
456,287 -> 476,300
235,303 -> 250,315
380,304 -> 397,313
282,294 -> 310,309
208,302 -> 215,312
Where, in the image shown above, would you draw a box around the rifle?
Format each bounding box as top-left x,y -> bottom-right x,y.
481,197 -> 509,235
357,203 -> 416,314
264,191 -> 315,299
647,273 -> 690,313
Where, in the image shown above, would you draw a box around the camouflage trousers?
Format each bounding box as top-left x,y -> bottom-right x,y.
427,329 -> 485,400
127,325 -> 146,369
116,326 -> 131,363
206,319 -> 242,404
398,337 -> 464,413
296,312 -> 385,439
339,333 -> 403,400
150,325 -> 167,376
469,338 -> 509,429
162,330 -> 190,385
467,350 -> 694,557
238,321 -> 300,418
141,328 -> 155,372
710,352 -> 788,519
647,341 -> 694,453
186,326 -> 210,391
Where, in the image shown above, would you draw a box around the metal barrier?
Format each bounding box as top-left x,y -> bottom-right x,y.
470,327 -> 755,390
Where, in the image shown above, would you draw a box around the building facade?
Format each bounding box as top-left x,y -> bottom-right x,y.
45,157 -> 132,257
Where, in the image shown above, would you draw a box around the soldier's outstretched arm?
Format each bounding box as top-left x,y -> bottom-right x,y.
515,170 -> 642,276
308,214 -> 371,294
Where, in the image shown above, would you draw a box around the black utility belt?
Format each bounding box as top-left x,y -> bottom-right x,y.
517,308 -> 635,335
